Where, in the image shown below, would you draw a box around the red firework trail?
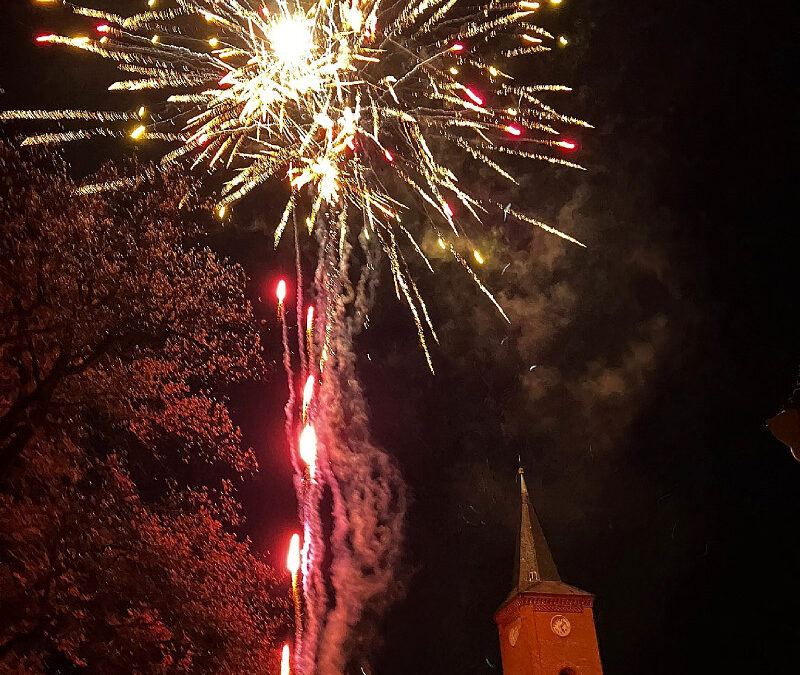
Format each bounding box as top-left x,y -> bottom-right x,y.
278,285 -> 326,673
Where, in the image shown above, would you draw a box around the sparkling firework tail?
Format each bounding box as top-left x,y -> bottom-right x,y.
280,285 -> 325,673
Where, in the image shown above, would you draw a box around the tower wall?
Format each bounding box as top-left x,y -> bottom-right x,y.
495,594 -> 603,675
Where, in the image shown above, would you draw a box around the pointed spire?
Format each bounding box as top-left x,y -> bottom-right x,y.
513,467 -> 560,592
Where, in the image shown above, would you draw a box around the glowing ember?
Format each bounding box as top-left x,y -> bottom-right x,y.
276,279 -> 287,304
299,425 -> 317,476
302,376 -> 315,417
280,644 -> 291,675
287,533 -> 301,577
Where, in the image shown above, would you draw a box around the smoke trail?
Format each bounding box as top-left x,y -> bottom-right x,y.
313,230 -> 408,674
294,215 -> 308,379
315,333 -> 407,673
298,473 -> 326,674
281,211 -> 407,673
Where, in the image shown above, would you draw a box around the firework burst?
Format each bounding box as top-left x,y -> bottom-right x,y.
7,0 -> 589,370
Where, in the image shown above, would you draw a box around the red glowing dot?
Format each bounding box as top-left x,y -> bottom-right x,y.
463,87 -> 484,106
35,34 -> 56,43
384,149 -> 394,162
504,124 -> 523,137
557,139 -> 577,150
443,202 -> 454,217
451,42 -> 465,52
96,24 -> 110,33
276,279 -> 287,304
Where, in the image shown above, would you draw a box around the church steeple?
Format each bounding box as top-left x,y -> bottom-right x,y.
495,467 -> 604,674
513,467 -> 561,591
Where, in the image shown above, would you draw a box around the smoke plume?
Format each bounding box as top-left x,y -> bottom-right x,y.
286,224 -> 407,674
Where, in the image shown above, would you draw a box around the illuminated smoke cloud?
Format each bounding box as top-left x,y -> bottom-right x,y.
316,326 -> 407,673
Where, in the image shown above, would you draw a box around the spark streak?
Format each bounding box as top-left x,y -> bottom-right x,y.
276,278 -> 288,320
277,279 -> 288,304
287,533 -> 301,578
287,532 -> 302,654
302,375 -> 315,423
299,424 -> 317,477
280,644 -> 291,675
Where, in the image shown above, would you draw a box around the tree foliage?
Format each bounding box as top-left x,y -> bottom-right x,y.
0,144 -> 289,673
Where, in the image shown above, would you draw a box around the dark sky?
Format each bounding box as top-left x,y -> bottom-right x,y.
2,1 -> 798,674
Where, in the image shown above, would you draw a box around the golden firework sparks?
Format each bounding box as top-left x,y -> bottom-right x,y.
5,0 -> 590,367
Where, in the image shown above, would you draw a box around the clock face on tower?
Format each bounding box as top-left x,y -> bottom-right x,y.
550,615 -> 572,637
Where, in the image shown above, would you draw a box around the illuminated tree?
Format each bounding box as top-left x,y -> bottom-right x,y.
0,144 -> 289,673
0,143 -> 265,476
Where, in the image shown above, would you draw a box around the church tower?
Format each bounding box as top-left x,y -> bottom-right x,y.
494,469 -> 603,675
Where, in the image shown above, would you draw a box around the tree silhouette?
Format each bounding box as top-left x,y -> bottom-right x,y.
0,144 -> 289,673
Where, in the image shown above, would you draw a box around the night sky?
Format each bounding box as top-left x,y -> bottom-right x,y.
2,1 -> 798,673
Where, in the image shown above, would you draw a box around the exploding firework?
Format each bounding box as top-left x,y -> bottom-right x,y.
6,0 -> 588,369
5,2 -> 590,672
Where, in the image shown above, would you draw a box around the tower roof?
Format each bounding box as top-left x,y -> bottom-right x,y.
514,467 -> 561,588
502,468 -> 590,607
